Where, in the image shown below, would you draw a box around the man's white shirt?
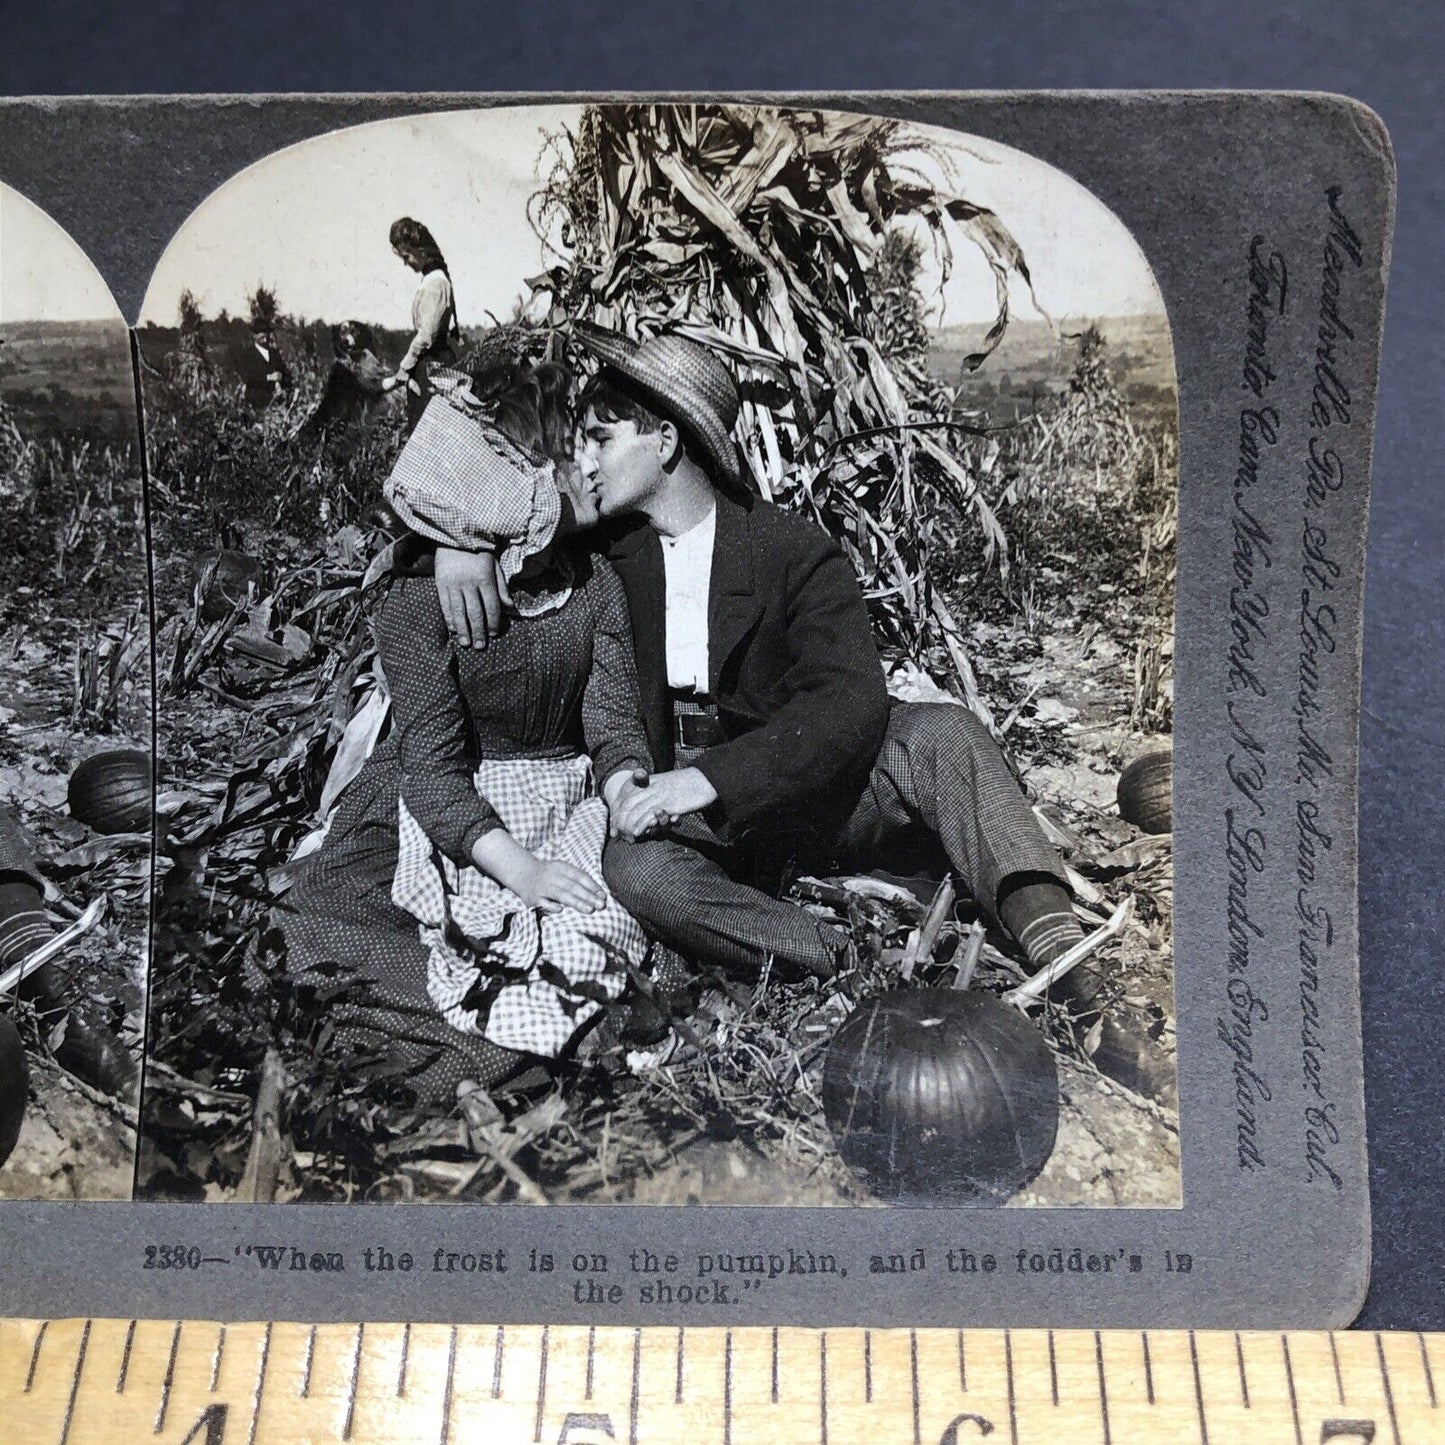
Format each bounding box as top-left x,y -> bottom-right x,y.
660,503 -> 716,693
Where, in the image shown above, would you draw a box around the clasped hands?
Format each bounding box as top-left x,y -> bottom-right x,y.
602,767 -> 717,842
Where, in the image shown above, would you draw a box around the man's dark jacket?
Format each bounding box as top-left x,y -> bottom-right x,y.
605,490 -> 891,844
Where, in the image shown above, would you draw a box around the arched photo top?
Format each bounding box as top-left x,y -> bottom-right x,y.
136,102 -> 1182,1214
0,180 -> 146,1204
136,103 -> 1174,361
2,182 -> 126,328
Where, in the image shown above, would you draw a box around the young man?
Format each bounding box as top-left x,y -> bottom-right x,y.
433,325 -> 1158,1094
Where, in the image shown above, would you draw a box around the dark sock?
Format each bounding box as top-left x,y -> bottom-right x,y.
0,880 -> 53,975
997,874 -> 1085,972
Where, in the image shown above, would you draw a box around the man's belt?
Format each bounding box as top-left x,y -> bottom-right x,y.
671,695 -> 727,751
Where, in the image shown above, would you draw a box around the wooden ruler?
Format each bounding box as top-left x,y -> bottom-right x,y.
1,1320 -> 1439,1444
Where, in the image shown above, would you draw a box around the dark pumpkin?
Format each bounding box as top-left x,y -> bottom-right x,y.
1116,747 -> 1173,834
68,749 -> 153,834
822,988 -> 1059,1205
193,549 -> 262,623
0,1015 -> 28,1169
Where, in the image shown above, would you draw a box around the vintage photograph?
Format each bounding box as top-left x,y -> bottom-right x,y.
134,102 -> 1180,1208
0,182 -> 148,1199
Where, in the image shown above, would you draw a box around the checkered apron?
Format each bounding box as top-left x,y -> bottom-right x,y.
391,754 -> 645,1057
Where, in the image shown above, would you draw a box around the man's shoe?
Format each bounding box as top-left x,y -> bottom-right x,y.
1086,1013 -> 1174,1104
50,1015 -> 139,1101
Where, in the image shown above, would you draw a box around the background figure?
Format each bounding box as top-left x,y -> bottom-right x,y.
384,216 -> 457,431
293,320 -> 392,449
235,286 -> 292,412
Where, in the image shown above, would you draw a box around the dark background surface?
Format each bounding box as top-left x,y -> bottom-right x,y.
1,2 -> 1439,1330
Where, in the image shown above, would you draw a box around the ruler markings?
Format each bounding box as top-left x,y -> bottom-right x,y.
491,1324 -> 505,1399
1005,1329 -> 1019,1445
1095,1330 -> 1112,1445
533,1325 -> 549,1445
1189,1329 -> 1209,1445
398,1322 -> 411,1398
819,1331 -> 828,1445
585,1325 -> 595,1401
155,1320 -> 182,1432
11,1322 -> 1445,1444
57,1318 -> 90,1445
439,1325 -> 457,1445
1377,1332 -> 1402,1445
1281,1334 -> 1303,1445
246,1321 -> 272,1445
342,1325 -> 362,1442
25,1319 -> 48,1392
116,1319 -> 137,1393
910,1330 -> 921,1445
299,1324 -> 316,1399
722,1329 -> 733,1445
628,1326 -> 641,1445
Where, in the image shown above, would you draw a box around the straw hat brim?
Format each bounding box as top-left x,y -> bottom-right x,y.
575,323 -> 744,491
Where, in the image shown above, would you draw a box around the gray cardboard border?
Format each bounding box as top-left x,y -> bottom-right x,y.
0,92 -> 1394,1328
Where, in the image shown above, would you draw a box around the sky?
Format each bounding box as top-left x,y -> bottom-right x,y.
0,183 -> 124,324
133,104 -> 1167,332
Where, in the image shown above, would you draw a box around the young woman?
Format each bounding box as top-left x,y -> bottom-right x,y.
279,361 -> 653,1108
382,217 -> 459,431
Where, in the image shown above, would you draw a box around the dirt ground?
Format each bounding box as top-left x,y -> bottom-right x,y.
586,591 -> 1181,1212
0,619 -> 147,1201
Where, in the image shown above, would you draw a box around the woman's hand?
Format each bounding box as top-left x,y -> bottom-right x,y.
512,858 -> 607,915
472,830 -> 606,914
436,546 -> 504,649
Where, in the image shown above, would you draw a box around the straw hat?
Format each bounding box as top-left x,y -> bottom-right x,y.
574,322 -> 746,492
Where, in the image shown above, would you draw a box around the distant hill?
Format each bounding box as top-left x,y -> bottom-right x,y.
930,312 -> 1176,425
0,318 -> 135,445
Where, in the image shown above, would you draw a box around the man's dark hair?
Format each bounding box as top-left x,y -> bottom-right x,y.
578,372 -> 663,433
578,370 -> 706,471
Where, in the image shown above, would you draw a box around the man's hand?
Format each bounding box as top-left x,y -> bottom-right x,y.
608,768 -> 718,841
435,545 -> 504,649
602,766 -> 648,810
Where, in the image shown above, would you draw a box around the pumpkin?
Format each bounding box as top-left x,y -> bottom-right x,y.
67,749 -> 153,834
822,988 -> 1059,1205
1116,747 -> 1173,834
0,1015 -> 27,1169
193,549 -> 261,623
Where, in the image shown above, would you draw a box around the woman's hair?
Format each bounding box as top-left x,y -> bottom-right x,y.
470,359 -> 576,466
388,217 -> 449,275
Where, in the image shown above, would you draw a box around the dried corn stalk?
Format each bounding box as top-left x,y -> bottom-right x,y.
528,102 -> 1035,683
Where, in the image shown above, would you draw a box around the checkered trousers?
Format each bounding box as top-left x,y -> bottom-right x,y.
392,753 -> 646,1057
